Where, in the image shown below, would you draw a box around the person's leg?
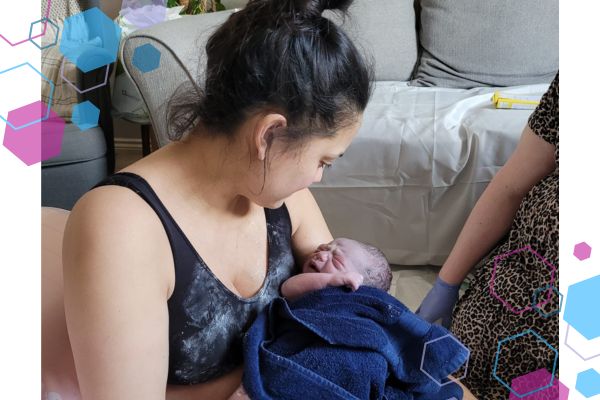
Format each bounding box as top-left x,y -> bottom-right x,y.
42,207 -> 81,400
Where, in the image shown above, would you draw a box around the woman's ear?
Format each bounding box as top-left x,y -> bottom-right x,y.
255,113 -> 287,161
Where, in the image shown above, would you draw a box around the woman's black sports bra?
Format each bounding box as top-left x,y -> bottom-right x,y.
91,172 -> 297,384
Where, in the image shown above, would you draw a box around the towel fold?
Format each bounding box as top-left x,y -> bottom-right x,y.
242,286 -> 469,400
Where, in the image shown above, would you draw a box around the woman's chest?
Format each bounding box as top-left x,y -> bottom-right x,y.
163,213 -> 272,300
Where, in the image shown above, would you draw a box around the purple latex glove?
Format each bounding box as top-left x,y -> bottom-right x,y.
416,276 -> 461,328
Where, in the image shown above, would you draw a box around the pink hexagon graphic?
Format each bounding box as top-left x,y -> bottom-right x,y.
489,245 -> 556,315
3,101 -> 65,165
509,369 -> 569,399
574,242 -> 592,261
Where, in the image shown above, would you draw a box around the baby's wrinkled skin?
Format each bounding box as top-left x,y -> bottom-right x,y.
227,239 -> 478,400
227,238 -> 371,400
280,238 -> 369,300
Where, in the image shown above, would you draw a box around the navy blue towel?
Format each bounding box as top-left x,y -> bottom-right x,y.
242,286 -> 468,400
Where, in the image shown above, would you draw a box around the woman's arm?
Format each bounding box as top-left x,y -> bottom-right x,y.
285,188 -> 334,269
63,188 -> 172,400
438,124 -> 557,285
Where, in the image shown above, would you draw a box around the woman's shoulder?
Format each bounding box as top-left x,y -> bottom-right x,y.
65,173 -> 171,267
70,176 -> 161,234
64,180 -> 174,298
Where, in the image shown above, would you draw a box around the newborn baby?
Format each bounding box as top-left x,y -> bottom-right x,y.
280,237 -> 392,300
228,238 -> 391,400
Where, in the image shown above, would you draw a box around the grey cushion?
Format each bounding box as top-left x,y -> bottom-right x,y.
42,123 -> 107,210
42,124 -> 106,167
411,0 -> 558,88
324,0 -> 417,81
42,157 -> 107,210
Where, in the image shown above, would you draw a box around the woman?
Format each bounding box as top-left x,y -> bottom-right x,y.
41,0 -> 373,398
417,74 -> 559,398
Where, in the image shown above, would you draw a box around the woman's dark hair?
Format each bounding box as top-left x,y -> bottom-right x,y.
167,0 -> 374,147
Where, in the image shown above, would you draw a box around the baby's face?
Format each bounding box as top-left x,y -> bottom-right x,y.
302,238 -> 369,275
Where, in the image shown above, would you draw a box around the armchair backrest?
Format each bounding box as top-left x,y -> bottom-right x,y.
121,10 -> 234,148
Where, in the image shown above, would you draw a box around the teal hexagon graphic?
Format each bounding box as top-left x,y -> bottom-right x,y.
60,8 -> 121,73
132,43 -> 161,73
72,101 -> 100,131
531,284 -> 563,318
576,369 -> 600,398
564,274 -> 600,340
493,329 -> 558,398
29,18 -> 60,50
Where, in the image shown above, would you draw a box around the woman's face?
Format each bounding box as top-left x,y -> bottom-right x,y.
249,116 -> 362,209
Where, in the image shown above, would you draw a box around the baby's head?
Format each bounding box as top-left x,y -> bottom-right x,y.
302,238 -> 392,292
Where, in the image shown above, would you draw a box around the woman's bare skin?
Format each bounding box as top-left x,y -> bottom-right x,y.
41,184 -> 251,400
42,112 -> 356,399
43,200 -> 477,400
42,207 -> 81,400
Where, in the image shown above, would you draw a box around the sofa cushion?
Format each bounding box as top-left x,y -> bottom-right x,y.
411,0 -> 558,88
324,0 -> 417,81
42,123 -> 106,167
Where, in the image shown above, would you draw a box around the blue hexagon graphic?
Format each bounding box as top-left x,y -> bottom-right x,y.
29,18 -> 59,50
531,284 -> 563,318
564,274 -> 600,340
72,101 -> 100,131
576,369 -> 600,398
60,8 -> 121,73
132,43 -> 162,73
493,329 -> 558,398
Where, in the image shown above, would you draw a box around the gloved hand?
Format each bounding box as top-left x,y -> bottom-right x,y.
416,276 -> 461,328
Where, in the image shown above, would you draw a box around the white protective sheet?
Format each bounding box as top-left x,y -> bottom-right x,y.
310,81 -> 551,266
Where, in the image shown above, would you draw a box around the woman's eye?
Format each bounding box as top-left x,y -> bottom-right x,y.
319,161 -> 333,169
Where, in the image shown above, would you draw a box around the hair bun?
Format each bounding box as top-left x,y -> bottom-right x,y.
300,0 -> 353,18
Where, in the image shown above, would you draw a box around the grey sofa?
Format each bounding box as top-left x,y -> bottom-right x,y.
41,0 -> 115,210
120,0 -> 558,265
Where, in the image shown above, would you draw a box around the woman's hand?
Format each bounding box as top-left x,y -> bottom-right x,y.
416,276 -> 461,328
